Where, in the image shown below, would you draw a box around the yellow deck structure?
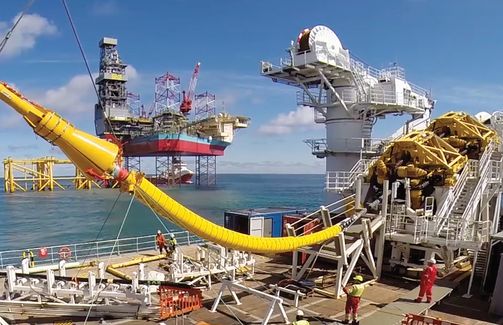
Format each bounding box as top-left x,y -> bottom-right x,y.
3,156 -> 115,193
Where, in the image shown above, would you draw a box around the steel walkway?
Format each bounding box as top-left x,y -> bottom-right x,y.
360,282 -> 455,325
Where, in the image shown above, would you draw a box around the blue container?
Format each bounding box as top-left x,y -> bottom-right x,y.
224,207 -> 307,238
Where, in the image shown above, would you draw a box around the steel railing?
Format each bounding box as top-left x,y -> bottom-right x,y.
288,194 -> 356,235
326,158 -> 376,192
0,230 -> 203,269
350,56 -> 431,98
434,159 -> 478,235
436,142 -> 499,242
386,206 -> 429,243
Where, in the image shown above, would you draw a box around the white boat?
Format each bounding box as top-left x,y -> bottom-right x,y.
148,158 -> 194,185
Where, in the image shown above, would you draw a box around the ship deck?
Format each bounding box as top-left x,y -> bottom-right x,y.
1,245 -> 501,325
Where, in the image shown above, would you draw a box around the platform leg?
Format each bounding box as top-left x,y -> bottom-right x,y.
228,285 -> 241,305
262,300 -> 277,325
210,285 -> 225,312
463,249 -> 478,298
278,302 -> 289,324
292,250 -> 298,279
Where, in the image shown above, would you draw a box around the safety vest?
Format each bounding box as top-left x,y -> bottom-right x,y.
292,320 -> 310,325
349,284 -> 365,297
22,250 -> 35,267
22,250 -> 34,259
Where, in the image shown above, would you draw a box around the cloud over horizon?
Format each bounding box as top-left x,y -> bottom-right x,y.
0,13 -> 57,58
36,65 -> 139,115
258,106 -> 323,135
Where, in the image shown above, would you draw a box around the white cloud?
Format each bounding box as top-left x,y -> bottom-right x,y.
0,13 -> 57,58
0,107 -> 24,129
37,65 -> 139,115
259,106 -> 322,135
0,66 -> 140,130
42,74 -> 97,114
91,0 -> 120,16
126,65 -> 138,82
437,84 -> 503,111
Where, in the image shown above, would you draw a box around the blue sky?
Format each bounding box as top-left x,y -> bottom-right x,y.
1,0 -> 503,174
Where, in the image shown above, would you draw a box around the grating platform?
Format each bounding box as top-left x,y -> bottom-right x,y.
360,282 -> 455,325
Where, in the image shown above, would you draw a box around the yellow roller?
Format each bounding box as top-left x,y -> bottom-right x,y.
0,82 -> 359,253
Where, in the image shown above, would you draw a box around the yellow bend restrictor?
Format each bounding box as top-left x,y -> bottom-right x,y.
0,81 -> 361,253
128,171 -> 361,253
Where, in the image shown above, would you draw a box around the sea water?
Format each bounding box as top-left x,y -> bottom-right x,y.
0,174 -> 324,250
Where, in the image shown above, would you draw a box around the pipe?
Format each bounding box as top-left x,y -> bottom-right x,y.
105,266 -> 132,281
109,254 -> 166,269
0,82 -> 363,254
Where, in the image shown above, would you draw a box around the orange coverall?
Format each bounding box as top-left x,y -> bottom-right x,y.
156,233 -> 168,254
418,264 -> 437,302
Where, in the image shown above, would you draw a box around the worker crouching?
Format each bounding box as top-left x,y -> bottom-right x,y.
343,275 -> 365,325
292,310 -> 310,325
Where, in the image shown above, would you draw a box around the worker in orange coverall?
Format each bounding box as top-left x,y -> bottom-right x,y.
415,258 -> 437,303
155,230 -> 168,255
343,275 -> 365,325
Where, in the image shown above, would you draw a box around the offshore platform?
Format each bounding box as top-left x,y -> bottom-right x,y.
94,38 -> 249,185
261,25 -> 503,301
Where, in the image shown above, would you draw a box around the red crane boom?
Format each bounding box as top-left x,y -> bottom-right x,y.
180,62 -> 200,114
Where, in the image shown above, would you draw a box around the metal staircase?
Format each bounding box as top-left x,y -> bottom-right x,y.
435,142 -> 496,239
438,176 -> 478,240
350,58 -> 369,102
360,109 -> 376,140
474,246 -> 489,278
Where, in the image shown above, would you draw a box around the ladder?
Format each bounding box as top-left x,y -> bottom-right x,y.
350,58 -> 368,102
360,109 -> 375,141
435,142 -> 495,238
474,246 -> 489,278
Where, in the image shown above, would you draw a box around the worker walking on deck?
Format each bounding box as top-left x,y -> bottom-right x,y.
156,230 -> 168,255
292,310 -> 310,325
343,275 -> 365,325
416,258 -> 437,303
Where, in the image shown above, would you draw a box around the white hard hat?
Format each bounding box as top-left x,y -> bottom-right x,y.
170,233 -> 175,238
297,310 -> 304,317
157,230 -> 161,234
428,258 -> 436,264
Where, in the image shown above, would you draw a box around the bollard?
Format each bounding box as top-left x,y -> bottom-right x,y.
132,272 -> 138,292
139,263 -> 145,281
21,258 -> 30,274
98,261 -> 105,279
46,269 -> 55,295
88,271 -> 96,297
6,266 -> 16,300
58,260 -> 66,276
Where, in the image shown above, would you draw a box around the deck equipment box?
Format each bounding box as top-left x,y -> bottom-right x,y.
224,208 -> 307,238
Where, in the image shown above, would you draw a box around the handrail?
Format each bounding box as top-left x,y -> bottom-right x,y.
0,230 -> 202,269
326,158 -> 377,192
434,160 -> 475,235
456,144 -> 495,240
349,56 -> 431,98
439,142 -> 495,241
288,194 -> 356,229
293,199 -> 356,235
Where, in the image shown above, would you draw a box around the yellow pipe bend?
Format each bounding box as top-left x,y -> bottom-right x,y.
0,81 -> 358,254
126,172 -> 354,253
